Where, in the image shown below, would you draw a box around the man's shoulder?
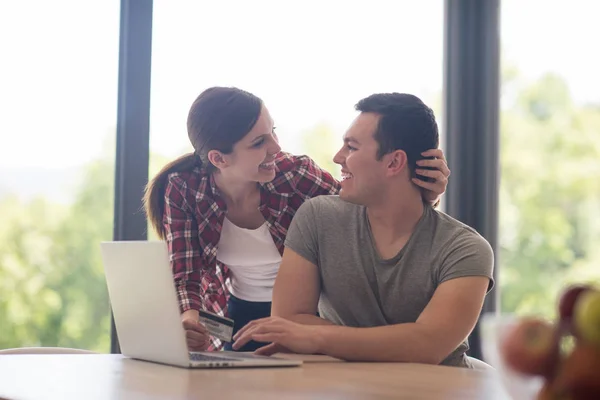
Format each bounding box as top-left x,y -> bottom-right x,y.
427,208 -> 495,291
430,209 -> 492,252
290,196 -> 362,231
303,195 -> 360,215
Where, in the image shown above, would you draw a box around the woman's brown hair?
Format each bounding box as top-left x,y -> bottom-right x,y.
143,87 -> 263,239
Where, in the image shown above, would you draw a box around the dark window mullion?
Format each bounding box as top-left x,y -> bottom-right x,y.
111,0 -> 154,354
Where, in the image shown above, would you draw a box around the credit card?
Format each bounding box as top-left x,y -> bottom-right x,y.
198,309 -> 235,343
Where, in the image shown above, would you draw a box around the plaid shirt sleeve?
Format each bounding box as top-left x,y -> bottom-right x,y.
163,175 -> 203,313
291,155 -> 341,197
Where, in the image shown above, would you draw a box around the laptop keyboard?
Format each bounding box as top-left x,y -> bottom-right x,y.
189,353 -> 244,362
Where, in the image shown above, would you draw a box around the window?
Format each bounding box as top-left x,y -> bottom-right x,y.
499,0 -> 600,318
0,1 -> 120,352
149,0 -> 443,183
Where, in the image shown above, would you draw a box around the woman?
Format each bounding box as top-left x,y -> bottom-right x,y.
144,87 -> 450,352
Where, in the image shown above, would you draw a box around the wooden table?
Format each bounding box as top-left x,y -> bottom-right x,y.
0,354 -> 510,399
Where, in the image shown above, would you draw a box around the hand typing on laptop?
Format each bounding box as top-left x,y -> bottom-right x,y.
232,316 -> 321,356
181,309 -> 210,351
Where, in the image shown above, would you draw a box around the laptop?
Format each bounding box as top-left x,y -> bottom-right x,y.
100,240 -> 302,369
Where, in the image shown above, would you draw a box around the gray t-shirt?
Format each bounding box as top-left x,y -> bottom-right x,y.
284,195 -> 494,368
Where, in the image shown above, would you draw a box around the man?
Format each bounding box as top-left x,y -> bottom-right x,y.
232,93 -> 494,368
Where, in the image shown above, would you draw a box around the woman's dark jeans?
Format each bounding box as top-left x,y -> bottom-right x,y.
223,294 -> 271,352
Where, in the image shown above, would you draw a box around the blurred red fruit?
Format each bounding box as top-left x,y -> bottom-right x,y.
500,317 -> 560,377
552,343 -> 600,400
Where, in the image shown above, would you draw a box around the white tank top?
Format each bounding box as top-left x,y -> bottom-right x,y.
216,217 -> 282,302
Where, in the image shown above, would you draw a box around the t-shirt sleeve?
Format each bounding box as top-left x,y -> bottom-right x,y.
438,231 -> 495,293
284,198 -> 320,266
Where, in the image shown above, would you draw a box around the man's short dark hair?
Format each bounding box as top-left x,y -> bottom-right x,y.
355,93 -> 439,177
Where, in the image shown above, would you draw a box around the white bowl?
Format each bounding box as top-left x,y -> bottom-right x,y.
480,313 -> 545,400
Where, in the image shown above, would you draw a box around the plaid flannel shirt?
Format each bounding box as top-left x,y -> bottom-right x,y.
163,152 -> 340,350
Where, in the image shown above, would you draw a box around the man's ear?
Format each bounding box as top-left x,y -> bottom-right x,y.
207,150 -> 228,170
386,150 -> 408,176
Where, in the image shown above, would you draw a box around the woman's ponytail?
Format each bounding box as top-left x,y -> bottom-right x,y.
143,153 -> 198,239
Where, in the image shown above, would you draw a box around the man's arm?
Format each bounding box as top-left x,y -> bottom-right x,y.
260,249 -> 489,362
312,276 -> 489,363
272,248 -> 489,363
238,233 -> 491,362
271,248 -> 333,326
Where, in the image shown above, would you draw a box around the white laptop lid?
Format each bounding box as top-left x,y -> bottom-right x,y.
100,240 -> 191,367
